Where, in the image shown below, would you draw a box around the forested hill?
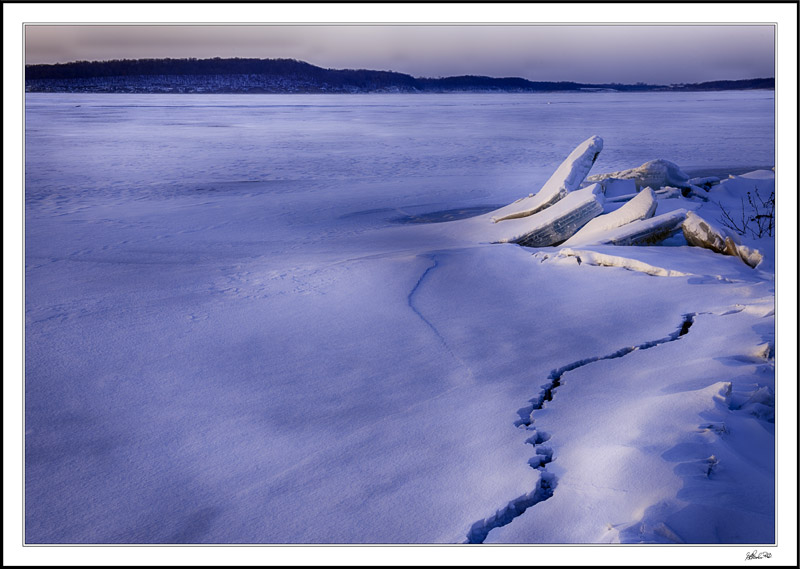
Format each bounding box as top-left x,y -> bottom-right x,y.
24,57 -> 776,94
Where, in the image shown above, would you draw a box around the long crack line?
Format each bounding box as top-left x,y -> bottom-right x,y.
465,312 -> 696,544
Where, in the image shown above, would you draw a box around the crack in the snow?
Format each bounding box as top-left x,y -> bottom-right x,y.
407,255 -> 477,384
465,312 -> 696,544
465,472 -> 557,545
514,313 -> 695,428
408,255 -> 449,348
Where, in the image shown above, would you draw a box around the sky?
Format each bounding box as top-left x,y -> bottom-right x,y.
24,24 -> 775,85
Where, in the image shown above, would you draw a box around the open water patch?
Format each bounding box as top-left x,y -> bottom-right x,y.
391,205 -> 504,224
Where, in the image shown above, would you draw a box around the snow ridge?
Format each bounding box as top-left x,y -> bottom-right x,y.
466,313 -> 696,544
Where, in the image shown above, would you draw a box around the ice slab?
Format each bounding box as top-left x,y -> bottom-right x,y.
589,208 -> 688,246
563,187 -> 657,246
586,159 -> 690,190
558,248 -> 691,277
489,136 -> 603,223
485,184 -> 604,246
682,211 -> 762,268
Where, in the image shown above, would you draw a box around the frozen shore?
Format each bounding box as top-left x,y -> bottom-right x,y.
24,93 -> 776,545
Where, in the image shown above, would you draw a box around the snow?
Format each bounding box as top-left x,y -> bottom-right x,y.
737,169 -> 775,180
485,304 -> 776,543
555,248 -> 691,277
587,158 -> 691,189
562,187 -> 657,246
23,92 -> 780,547
580,208 -> 688,246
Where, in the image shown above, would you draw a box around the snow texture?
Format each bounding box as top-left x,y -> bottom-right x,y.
24,92 -> 776,545
489,135 -> 603,222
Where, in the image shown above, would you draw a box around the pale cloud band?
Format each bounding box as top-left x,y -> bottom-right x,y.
25,24 -> 775,85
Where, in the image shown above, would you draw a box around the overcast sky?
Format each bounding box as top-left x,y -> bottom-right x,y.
25,25 -> 775,84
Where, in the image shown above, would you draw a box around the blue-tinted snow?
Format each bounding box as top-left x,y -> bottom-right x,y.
25,92 -> 774,544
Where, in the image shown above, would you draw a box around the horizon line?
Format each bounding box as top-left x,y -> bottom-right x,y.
24,56 -> 776,87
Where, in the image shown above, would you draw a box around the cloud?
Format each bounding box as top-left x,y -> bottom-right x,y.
24,24 -> 774,84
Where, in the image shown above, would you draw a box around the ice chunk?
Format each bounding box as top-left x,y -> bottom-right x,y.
735,244 -> 763,269
487,184 -> 604,246
684,185 -> 710,201
606,185 -> 682,203
490,136 -> 603,222
681,211 -> 763,268
682,211 -> 738,252
589,209 -> 688,246
562,187 -> 657,246
654,186 -> 683,199
586,159 -> 690,190
688,176 -> 720,190
558,248 -> 691,277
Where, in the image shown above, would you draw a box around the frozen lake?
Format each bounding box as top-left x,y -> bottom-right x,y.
25,92 -> 775,544
25,91 -> 774,206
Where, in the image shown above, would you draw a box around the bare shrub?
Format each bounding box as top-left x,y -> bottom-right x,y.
717,186 -> 774,238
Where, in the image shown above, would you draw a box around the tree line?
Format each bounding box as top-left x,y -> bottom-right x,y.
24,57 -> 775,93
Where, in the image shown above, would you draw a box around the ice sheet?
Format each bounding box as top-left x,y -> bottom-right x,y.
24,92 -> 776,544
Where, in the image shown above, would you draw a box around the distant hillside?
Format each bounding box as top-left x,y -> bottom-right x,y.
24,57 -> 775,94
669,78 -> 776,91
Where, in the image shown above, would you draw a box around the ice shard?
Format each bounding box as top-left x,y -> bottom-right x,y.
589,209 -> 688,246
487,184 -> 605,247
562,187 -> 657,246
490,136 -> 603,223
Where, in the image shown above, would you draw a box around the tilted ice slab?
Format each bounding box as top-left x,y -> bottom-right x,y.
562,187 -> 657,247
682,211 -> 763,268
489,136 -> 603,223
586,159 -> 690,190
483,184 -> 604,246
586,208 -> 688,246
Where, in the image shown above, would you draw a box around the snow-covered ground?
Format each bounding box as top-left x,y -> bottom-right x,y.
24,92 -> 781,547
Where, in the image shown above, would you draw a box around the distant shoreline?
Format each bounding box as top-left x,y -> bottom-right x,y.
24,89 -> 776,96
25,57 -> 775,94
